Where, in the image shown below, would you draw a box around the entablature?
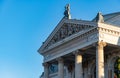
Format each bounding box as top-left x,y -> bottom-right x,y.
98,23 -> 120,36
98,23 -> 120,46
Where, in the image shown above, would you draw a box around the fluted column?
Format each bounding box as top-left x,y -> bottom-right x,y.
75,51 -> 83,78
58,57 -> 64,78
43,62 -> 49,78
96,41 -> 106,78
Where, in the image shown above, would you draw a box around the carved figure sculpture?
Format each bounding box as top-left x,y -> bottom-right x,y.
68,25 -> 73,36
64,4 -> 71,19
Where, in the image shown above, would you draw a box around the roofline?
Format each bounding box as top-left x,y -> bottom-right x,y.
92,11 -> 120,21
103,12 -> 120,17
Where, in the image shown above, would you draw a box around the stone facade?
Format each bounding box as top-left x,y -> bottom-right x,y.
38,5 -> 120,78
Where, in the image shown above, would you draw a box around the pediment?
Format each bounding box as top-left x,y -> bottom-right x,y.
39,18 -> 97,53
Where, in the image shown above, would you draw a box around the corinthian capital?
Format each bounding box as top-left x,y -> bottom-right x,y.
57,57 -> 64,63
97,40 -> 107,48
42,62 -> 49,67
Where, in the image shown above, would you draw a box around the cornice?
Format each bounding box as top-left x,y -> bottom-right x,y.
98,27 -> 120,36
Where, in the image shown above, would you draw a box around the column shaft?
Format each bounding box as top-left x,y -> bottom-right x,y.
96,41 -> 106,78
75,52 -> 83,78
58,58 -> 64,78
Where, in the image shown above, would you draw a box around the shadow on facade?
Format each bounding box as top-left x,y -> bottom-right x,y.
117,37 -> 120,46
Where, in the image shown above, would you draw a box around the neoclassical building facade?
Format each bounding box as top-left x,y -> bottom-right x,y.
38,4 -> 120,78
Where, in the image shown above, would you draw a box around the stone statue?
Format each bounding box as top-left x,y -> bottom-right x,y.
64,4 -> 71,19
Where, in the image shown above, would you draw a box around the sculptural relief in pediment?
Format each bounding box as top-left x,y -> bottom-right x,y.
45,23 -> 94,49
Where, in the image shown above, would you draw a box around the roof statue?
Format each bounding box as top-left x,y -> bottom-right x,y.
95,12 -> 104,23
64,4 -> 71,19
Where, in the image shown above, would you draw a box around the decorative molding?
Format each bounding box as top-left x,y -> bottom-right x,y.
98,27 -> 120,36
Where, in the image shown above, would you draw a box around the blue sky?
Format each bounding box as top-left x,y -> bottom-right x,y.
0,0 -> 120,78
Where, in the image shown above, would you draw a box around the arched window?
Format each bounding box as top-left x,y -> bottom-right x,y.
49,64 -> 58,74
114,57 -> 120,78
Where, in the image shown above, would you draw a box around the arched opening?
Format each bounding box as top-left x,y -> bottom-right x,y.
114,57 -> 120,78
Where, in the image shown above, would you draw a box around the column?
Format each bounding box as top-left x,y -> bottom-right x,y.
58,57 -> 64,78
96,41 -> 106,78
43,62 -> 49,78
75,51 -> 83,78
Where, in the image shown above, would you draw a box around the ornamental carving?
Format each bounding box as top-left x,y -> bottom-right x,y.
44,23 -> 94,49
98,27 -> 120,36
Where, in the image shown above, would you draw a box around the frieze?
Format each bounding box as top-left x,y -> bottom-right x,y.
98,27 -> 120,36
45,23 -> 94,49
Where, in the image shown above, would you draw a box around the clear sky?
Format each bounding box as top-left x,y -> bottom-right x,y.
0,0 -> 120,78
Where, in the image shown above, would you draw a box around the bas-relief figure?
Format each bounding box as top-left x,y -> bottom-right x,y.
45,24 -> 93,49
68,25 -> 73,36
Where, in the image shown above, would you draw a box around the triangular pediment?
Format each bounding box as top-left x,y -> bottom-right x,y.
39,18 -> 97,53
